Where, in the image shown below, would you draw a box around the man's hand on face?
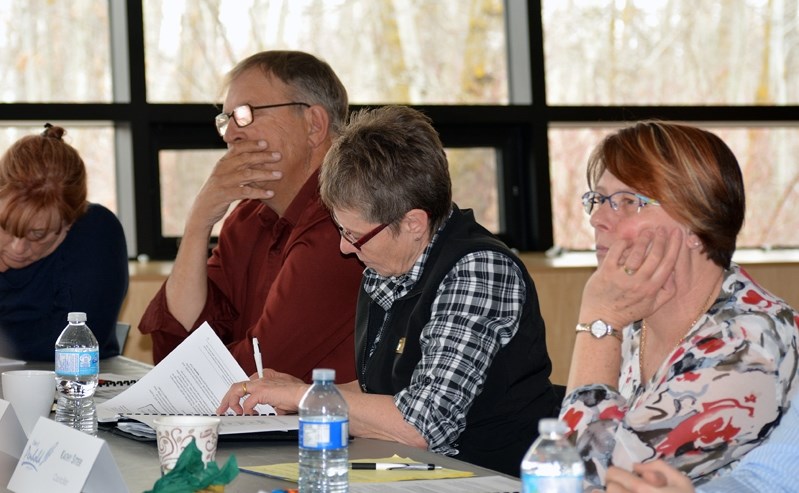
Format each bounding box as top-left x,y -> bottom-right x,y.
190,139 -> 283,230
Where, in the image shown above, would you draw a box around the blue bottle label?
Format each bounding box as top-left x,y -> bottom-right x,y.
521,474 -> 583,493
55,348 -> 99,376
299,418 -> 349,450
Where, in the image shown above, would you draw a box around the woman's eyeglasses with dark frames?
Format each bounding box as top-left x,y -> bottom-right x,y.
333,216 -> 389,251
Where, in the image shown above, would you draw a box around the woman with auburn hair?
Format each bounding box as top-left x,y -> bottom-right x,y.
561,121 -> 798,488
0,124 -> 128,360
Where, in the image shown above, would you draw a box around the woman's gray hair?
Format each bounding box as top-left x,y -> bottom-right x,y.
320,105 -> 452,235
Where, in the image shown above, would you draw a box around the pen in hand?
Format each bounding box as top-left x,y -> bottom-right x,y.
350,462 -> 441,470
253,337 -> 264,379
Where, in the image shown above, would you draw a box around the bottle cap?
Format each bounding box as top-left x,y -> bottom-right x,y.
312,368 -> 335,382
538,418 -> 568,435
67,312 -> 87,323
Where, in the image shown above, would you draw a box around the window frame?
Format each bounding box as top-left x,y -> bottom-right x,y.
0,0 -> 796,260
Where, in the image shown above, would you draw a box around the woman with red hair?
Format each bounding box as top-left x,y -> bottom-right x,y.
562,121 -> 798,489
0,124 -> 128,360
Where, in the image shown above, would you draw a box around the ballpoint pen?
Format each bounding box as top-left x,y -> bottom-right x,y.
350,462 -> 441,470
253,337 -> 264,378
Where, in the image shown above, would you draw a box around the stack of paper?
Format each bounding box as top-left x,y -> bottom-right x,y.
95,323 -> 294,438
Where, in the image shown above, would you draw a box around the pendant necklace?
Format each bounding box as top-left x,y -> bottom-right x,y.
639,281 -> 719,385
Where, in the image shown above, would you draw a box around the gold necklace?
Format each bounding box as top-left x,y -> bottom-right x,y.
639,284 -> 719,385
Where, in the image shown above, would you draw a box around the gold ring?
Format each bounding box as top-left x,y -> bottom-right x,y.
242,382 -> 248,395
624,266 -> 636,276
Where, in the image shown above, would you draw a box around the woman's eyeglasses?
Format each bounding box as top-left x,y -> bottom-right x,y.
581,191 -> 660,216
332,216 -> 389,251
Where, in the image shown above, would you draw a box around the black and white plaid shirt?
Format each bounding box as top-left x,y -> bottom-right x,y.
362,222 -> 526,455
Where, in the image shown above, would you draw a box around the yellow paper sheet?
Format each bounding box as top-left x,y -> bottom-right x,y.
240,454 -> 475,483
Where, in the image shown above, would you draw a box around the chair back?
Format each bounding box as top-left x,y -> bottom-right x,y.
115,322 -> 131,353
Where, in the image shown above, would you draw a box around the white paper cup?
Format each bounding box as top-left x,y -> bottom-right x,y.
1,370 -> 56,437
153,416 -> 221,473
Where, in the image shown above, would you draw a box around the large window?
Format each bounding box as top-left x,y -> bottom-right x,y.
0,0 -> 797,260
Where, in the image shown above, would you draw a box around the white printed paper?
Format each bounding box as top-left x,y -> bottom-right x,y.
96,322 -> 274,421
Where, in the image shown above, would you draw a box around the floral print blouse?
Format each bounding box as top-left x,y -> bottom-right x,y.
560,263 -> 799,489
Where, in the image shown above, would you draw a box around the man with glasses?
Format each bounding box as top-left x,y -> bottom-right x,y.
139,51 -> 364,382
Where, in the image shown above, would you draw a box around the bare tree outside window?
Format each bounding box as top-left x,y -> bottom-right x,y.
543,0 -> 798,105
0,0 -> 111,103
145,0 -> 505,236
143,0 -> 507,105
0,1 -> 115,214
544,0 -> 799,250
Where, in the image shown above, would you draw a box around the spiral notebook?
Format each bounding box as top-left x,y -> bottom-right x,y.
102,413 -> 299,442
94,373 -> 140,402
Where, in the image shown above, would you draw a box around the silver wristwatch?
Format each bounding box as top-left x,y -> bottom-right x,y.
576,320 -> 622,341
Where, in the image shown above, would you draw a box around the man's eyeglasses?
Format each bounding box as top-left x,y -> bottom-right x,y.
581,191 -> 660,216
333,217 -> 389,251
215,102 -> 310,136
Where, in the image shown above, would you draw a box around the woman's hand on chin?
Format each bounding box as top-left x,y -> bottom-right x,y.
581,228 -> 682,328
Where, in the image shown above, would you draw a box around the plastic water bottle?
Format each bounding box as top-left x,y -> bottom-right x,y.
521,418 -> 585,493
298,368 -> 349,493
54,312 -> 99,436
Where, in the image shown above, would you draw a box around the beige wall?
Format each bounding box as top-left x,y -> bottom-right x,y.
121,256 -> 799,385
117,262 -> 171,366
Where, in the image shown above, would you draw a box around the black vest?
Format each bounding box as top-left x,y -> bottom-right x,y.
355,207 -> 559,476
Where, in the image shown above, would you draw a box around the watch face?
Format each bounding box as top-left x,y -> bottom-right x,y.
590,320 -> 608,338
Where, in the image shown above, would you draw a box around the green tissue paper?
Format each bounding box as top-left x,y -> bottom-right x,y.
145,438 -> 238,493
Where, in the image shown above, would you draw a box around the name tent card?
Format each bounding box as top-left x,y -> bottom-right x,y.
7,418 -> 128,493
0,399 -> 27,458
